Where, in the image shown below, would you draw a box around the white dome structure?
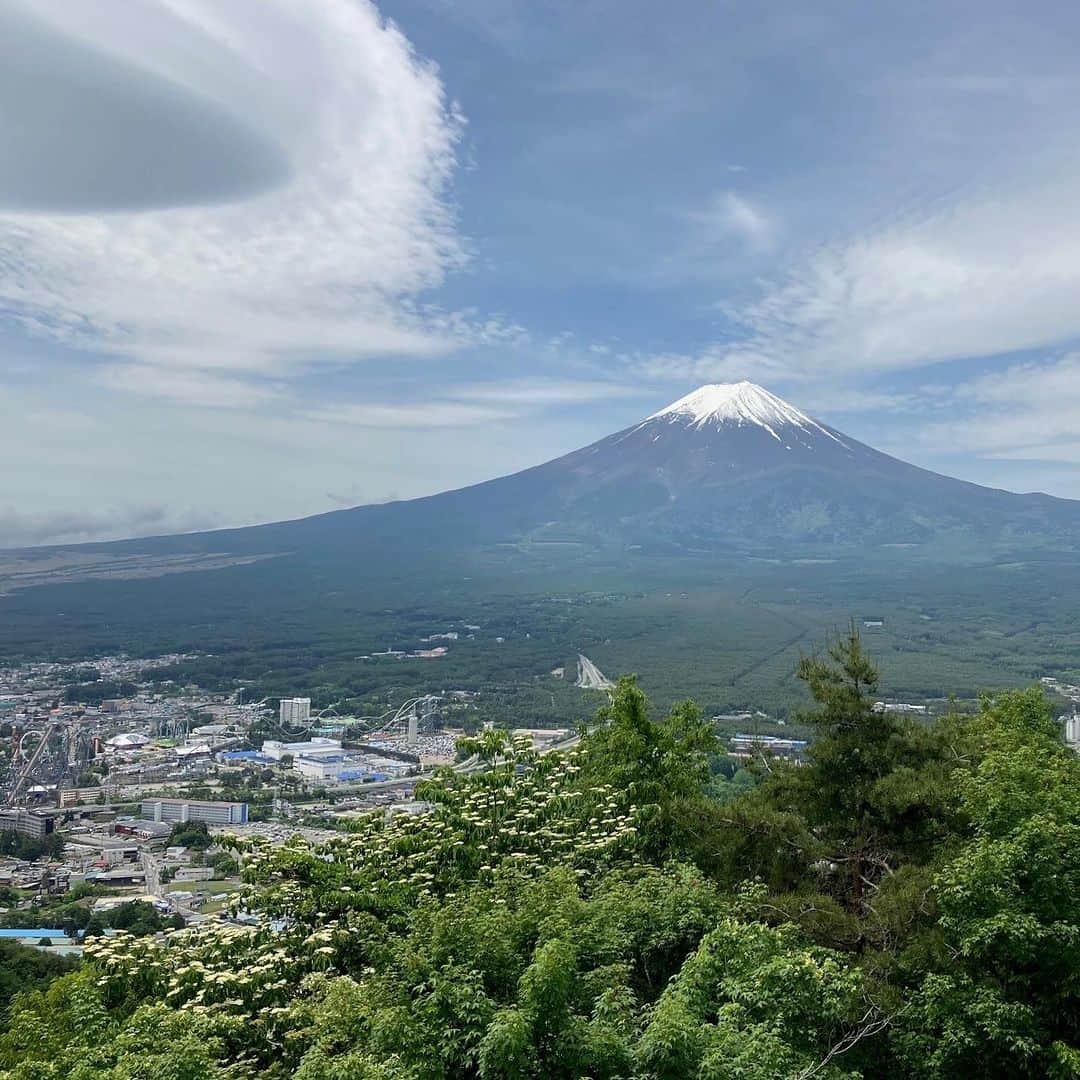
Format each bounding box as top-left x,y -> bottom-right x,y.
105,732 -> 150,749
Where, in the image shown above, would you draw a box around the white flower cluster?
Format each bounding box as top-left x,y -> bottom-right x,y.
84,750 -> 639,1024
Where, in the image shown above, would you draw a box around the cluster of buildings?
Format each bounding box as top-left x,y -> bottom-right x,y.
0,795 -> 253,935
359,646 -> 449,661
0,653 -> 275,807
223,737 -> 414,785
728,732 -> 809,761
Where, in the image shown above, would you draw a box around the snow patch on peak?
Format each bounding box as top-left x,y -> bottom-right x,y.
648,382 -> 846,446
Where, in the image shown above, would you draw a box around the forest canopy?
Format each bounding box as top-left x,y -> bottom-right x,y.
2,629 -> 1078,1078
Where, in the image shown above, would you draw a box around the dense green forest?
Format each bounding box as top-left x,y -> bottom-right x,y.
5,550 -> 1080,719
3,630 -> 1079,1077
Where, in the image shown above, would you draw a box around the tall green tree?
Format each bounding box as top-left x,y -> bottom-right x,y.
575,677 -> 719,860
793,625 -> 954,913
892,688 -> 1080,1077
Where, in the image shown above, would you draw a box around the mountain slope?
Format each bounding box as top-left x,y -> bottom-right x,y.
11,382 -> 1080,571
297,380 -> 1080,557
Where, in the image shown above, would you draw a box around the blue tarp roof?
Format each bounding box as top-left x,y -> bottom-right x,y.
0,928 -> 68,938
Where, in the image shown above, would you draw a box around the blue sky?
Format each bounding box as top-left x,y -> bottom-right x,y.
4,0 -> 1080,544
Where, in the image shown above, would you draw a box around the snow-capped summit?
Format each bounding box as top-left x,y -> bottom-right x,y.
648,381 -> 844,446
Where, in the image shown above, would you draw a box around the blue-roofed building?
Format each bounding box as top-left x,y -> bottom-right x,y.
0,928 -> 72,949
335,768 -> 391,782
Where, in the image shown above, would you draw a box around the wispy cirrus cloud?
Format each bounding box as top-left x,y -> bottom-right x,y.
444,378 -> 646,407
919,353 -> 1080,460
96,364 -> 284,409
307,401 -> 515,429
695,191 -> 776,253
0,504 -> 222,548
307,377 -> 649,428
698,173 -> 1080,382
0,0 -> 467,405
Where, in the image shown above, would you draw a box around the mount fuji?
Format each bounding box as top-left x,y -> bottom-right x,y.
6,380 -> 1080,697
436,379 -> 1080,555
48,381 -> 1080,567
6,380 -> 1080,665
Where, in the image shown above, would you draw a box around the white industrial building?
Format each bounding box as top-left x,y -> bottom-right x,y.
294,754 -> 350,781
261,736 -> 412,783
262,737 -> 341,761
141,798 -> 248,825
292,751 -> 411,783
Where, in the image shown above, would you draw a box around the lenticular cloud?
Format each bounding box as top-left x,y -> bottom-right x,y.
0,0 -> 465,401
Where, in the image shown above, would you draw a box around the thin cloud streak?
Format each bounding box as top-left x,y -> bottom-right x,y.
307,401 -> 515,429
918,354 -> 1080,460
0,504 -> 222,548
306,378 -> 649,428
97,365 -> 283,409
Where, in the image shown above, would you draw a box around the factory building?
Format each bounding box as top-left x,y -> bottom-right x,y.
140,798 -> 248,826
0,808 -> 52,841
262,737 -> 341,761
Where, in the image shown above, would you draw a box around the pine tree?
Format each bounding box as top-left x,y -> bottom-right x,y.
795,623 -> 901,909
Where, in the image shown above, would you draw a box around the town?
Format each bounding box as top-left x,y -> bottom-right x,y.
5,650 -> 1072,962
0,654 -> 581,952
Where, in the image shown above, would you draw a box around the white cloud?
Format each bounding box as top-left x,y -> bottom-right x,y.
960,352 -> 1080,410
918,353 -> 1080,459
785,385 -> 924,417
97,364 -> 283,409
695,191 -> 776,253
0,504 -> 221,548
982,442 -> 1080,463
0,0 -> 466,403
307,401 -> 515,429
445,378 -> 645,407
305,377 -> 645,428
682,173 -> 1080,382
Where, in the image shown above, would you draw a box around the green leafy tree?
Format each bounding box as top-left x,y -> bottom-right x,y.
636,915 -> 875,1079
3,642 -> 1079,1080
892,688 -> 1080,1077
0,941 -> 78,1019
575,676 -> 719,860
210,853 -> 239,878
791,626 -> 959,914
166,821 -> 212,851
